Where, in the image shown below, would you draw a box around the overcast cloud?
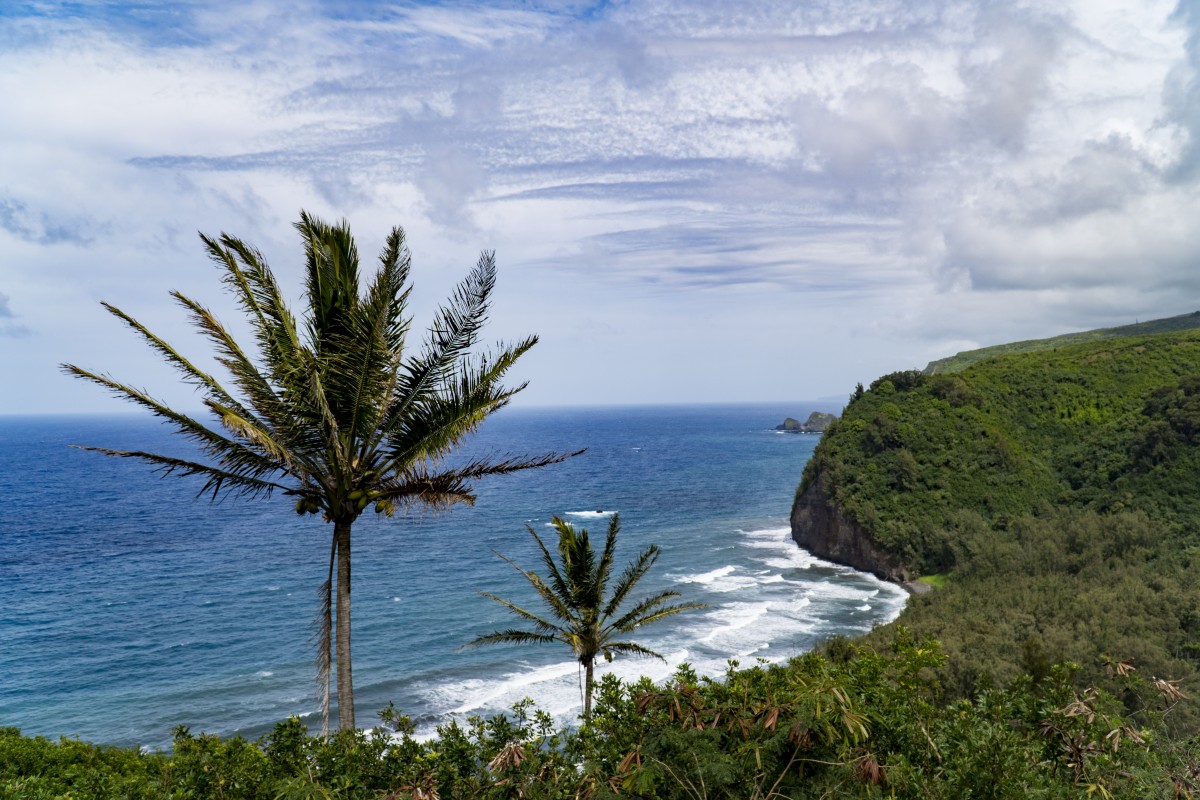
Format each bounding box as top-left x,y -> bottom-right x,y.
0,0 -> 1196,413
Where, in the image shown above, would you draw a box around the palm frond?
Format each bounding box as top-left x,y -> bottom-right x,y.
169,293 -> 297,436
205,400 -> 309,479
594,514 -> 621,610
607,597 -> 707,637
493,551 -> 578,627
559,521 -> 600,611
197,234 -> 334,469
297,212 -> 359,349
71,446 -> 287,500
602,641 -> 666,661
420,249 -> 496,375
199,232 -> 273,346
61,366 -> 287,482
372,451 -> 584,511
99,301 -> 252,419
201,233 -> 305,384
602,545 -> 661,619
339,233 -> 413,455
528,522 -> 577,616
391,336 -> 540,466
462,629 -> 558,650
296,348 -> 349,474
475,591 -> 564,635
383,251 -> 499,433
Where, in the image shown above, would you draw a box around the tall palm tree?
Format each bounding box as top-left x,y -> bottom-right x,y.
465,514 -> 704,720
62,212 -> 576,734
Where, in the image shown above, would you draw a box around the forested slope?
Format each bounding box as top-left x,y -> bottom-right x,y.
796,328 -> 1200,709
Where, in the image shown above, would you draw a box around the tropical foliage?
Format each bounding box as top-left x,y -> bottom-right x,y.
62,213 -> 573,733
465,514 -> 704,720
4,632 -> 1197,798
799,328 -> 1200,719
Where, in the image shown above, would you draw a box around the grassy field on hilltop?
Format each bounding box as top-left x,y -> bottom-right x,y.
925,310 -> 1200,375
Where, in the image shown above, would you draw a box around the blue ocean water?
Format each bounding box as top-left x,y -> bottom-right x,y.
0,404 -> 907,749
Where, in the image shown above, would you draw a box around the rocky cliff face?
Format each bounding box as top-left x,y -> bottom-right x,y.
790,471 -> 911,584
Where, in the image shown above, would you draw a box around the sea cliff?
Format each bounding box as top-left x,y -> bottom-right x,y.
789,471 -> 910,584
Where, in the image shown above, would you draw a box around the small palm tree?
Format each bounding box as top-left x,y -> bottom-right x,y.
63,212 -> 576,734
466,514 -> 703,720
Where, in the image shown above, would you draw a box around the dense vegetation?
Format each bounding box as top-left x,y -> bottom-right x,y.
801,328 -> 1200,718
5,632 -> 1198,798
924,310 -> 1200,374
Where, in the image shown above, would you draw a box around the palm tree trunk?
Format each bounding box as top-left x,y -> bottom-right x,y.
583,657 -> 595,722
335,520 -> 355,730
318,533 -> 336,739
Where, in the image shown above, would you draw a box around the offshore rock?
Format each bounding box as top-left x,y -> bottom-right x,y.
776,411 -> 838,433
790,470 -> 910,584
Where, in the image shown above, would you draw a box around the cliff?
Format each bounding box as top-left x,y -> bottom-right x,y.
789,471 -> 910,583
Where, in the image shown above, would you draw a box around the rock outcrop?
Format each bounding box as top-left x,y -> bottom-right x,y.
776,411 -> 838,433
790,471 -> 910,584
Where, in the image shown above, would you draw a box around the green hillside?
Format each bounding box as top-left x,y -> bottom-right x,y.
924,310 -> 1200,374
801,328 -> 1200,711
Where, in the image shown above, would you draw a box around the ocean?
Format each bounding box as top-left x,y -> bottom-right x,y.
0,404 -> 908,750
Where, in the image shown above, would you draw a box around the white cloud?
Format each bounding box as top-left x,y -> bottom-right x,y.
0,0 -> 1197,413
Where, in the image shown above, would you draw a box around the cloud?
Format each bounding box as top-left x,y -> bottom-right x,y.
1164,0 -> 1200,178
0,0 -> 1197,410
0,193 -> 102,245
0,291 -> 31,337
959,5 -> 1064,150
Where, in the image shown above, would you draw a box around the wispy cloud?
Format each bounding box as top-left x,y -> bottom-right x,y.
0,194 -> 102,245
0,0 -> 1196,411
0,291 -> 31,338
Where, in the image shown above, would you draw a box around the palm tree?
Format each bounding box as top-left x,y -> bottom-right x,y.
465,514 -> 704,720
62,212 -> 576,734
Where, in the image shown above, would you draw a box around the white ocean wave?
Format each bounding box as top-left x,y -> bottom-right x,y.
677,565 -> 736,584
736,526 -> 792,539
804,581 -> 876,601
699,602 -> 772,644
675,565 -> 760,593
449,660 -> 580,715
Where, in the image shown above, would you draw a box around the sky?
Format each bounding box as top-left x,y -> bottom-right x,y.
1,0 -> 1197,414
